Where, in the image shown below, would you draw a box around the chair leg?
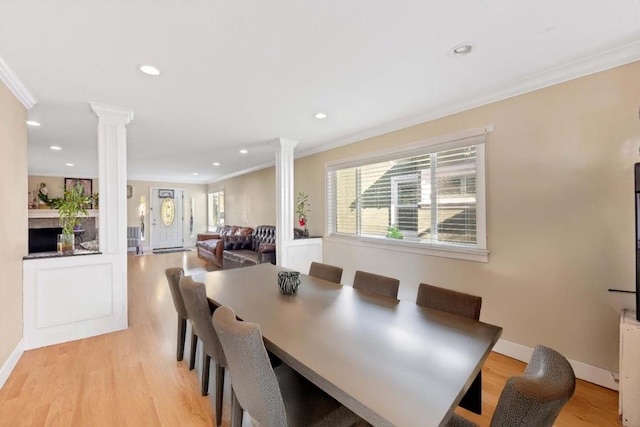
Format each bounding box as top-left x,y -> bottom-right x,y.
177,316 -> 187,361
189,328 -> 198,370
231,387 -> 243,427
201,353 -> 211,396
215,364 -> 225,426
459,370 -> 482,414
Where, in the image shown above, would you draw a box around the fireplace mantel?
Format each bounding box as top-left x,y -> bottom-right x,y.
28,209 -> 99,219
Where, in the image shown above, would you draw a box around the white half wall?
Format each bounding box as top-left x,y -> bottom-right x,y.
23,253 -> 127,350
281,238 -> 323,274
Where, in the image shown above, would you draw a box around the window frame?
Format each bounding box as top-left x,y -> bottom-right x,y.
325,126 -> 489,262
207,188 -> 225,231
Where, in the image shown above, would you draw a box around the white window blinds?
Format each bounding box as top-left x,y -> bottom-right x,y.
327,131 -> 486,251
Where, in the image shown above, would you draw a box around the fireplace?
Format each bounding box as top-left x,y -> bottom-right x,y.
28,227 -> 62,253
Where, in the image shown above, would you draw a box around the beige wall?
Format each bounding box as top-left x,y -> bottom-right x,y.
0,81 -> 28,368
307,61 -> 640,372
218,61 -> 640,373
210,167 -> 276,227
127,180 -> 208,247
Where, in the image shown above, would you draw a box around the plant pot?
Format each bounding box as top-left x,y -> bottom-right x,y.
57,234 -> 75,254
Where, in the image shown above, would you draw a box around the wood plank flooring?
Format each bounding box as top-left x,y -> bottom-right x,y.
0,251 -> 620,426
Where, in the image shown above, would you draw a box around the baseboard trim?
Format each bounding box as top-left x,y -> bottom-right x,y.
0,338 -> 25,390
493,339 -> 618,391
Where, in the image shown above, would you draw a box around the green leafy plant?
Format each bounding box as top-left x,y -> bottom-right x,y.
296,192 -> 309,228
58,183 -> 91,235
386,225 -> 404,239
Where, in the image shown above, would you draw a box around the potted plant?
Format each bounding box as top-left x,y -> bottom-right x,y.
386,225 -> 404,239
296,192 -> 310,236
56,183 -> 91,253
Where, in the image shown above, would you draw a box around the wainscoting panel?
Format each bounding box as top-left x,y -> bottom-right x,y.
23,253 -> 127,350
36,263 -> 113,328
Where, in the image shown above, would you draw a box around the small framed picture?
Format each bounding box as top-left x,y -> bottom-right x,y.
158,189 -> 174,198
65,178 -> 92,196
65,178 -> 93,208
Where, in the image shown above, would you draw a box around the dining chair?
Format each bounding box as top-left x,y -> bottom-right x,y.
352,270 -> 399,299
446,345 -> 576,427
416,283 -> 482,413
179,276 -> 227,426
416,283 -> 482,320
308,261 -> 343,284
212,305 -> 362,427
165,268 -> 198,368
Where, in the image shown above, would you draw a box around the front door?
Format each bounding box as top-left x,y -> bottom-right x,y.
151,188 -> 183,249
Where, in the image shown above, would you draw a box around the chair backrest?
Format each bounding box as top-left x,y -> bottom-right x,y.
127,226 -> 141,248
179,276 -> 226,365
212,306 -> 287,426
308,262 -> 343,284
416,283 -> 482,320
490,345 -> 576,427
353,271 -> 399,299
165,267 -> 187,318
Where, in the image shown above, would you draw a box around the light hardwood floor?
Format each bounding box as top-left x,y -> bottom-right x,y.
0,251 -> 619,426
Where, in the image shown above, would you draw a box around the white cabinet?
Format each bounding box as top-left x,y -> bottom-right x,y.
620,309 -> 640,426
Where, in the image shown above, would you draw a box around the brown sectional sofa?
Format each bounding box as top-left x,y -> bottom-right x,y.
196,225 -> 254,268
222,225 -> 276,269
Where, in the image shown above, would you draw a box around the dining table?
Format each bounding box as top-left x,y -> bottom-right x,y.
194,263 -> 502,427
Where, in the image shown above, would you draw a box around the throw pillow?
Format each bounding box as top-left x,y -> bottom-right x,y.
80,240 -> 99,251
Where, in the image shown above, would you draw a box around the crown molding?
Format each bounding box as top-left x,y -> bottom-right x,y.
89,102 -> 134,124
296,39 -> 640,159
0,55 -> 37,109
207,160 -> 276,185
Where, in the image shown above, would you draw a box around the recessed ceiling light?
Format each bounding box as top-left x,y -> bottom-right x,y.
26,120 -> 40,127
240,149 -> 248,154
50,145 -> 62,151
65,163 -> 74,167
140,65 -> 160,76
212,162 -> 220,166
450,43 -> 474,57
193,172 -> 199,176
314,112 -> 327,119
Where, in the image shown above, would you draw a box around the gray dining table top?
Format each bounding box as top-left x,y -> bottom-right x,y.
195,263 -> 502,427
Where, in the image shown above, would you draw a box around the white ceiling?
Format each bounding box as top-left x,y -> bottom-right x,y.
1,0 -> 640,184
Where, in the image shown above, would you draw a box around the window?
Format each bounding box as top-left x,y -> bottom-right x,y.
207,189 -> 225,231
326,128 -> 487,260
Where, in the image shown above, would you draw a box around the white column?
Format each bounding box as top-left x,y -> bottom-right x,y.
273,137 -> 298,266
89,102 -> 133,254
90,102 -> 133,332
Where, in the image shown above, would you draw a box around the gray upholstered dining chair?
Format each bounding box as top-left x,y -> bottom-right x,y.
446,345 -> 576,427
165,268 -> 198,369
416,283 -> 483,413
352,270 -> 399,299
212,305 -> 362,427
179,276 -> 227,427
416,283 -> 482,320
308,261 -> 343,284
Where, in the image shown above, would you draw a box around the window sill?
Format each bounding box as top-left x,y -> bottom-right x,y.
324,234 -> 489,263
